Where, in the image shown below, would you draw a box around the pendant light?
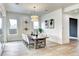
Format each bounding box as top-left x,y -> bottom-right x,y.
31,6 -> 39,22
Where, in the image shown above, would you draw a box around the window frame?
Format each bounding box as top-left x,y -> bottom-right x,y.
8,18 -> 18,35
0,17 -> 2,35
33,21 -> 39,29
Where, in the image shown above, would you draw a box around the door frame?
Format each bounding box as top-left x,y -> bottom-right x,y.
69,17 -> 78,39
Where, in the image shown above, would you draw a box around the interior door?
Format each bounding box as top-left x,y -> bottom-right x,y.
69,18 -> 77,37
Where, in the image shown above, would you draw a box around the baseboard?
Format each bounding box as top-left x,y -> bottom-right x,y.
69,37 -> 78,39
7,40 -> 22,42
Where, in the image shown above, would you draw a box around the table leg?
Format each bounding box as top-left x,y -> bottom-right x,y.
44,39 -> 46,48
34,40 -> 37,49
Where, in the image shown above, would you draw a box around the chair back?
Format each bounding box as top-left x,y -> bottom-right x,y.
22,34 -> 30,43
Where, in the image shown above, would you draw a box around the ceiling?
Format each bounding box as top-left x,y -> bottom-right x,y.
65,9 -> 79,15
4,3 -> 75,16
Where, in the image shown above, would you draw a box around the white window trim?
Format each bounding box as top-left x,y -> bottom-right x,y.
0,18 -> 2,35
33,21 -> 39,29
8,18 -> 18,35
8,29 -> 18,35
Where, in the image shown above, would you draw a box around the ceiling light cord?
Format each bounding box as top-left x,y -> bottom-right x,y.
31,5 -> 39,22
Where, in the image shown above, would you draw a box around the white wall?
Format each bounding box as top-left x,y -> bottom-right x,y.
0,3 -> 6,55
62,14 -> 70,43
21,16 -> 33,35
74,14 -> 79,40
41,8 -> 63,44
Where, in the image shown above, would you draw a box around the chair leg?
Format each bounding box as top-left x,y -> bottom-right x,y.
24,42 -> 28,47
28,44 -> 30,48
26,43 -> 28,46
28,44 -> 34,48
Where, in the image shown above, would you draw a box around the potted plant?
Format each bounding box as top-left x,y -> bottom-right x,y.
38,28 -> 43,33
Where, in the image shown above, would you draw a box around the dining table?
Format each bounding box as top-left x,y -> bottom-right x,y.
32,36 -> 47,49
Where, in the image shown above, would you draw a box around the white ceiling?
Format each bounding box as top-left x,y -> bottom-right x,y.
64,4 -> 79,15
4,3 -> 75,15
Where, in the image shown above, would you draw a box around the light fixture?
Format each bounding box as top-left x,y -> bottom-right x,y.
31,6 -> 39,22
31,15 -> 38,21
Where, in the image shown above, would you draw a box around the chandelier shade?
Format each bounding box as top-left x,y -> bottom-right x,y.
31,15 -> 39,22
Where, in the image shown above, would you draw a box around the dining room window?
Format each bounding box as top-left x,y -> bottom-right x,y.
33,21 -> 39,29
9,19 -> 17,34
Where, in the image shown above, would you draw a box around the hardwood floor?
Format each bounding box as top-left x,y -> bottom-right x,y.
2,39 -> 79,56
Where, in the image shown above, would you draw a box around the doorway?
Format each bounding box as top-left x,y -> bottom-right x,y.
69,18 -> 78,39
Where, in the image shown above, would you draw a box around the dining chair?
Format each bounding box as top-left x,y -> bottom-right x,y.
22,34 -> 34,48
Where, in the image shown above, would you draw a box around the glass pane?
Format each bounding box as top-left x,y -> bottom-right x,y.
9,19 -> 17,34
9,19 -> 17,29
33,21 -> 39,29
9,29 -> 17,34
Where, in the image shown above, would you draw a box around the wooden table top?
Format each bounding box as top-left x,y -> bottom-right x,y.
31,36 -> 47,40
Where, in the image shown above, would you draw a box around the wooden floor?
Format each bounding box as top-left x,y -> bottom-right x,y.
2,39 -> 79,56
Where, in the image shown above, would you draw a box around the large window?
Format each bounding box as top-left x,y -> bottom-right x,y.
9,19 -> 17,34
33,21 -> 39,29
0,18 -> 2,34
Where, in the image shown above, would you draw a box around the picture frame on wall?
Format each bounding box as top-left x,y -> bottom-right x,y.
45,19 -> 54,29
49,19 -> 54,28
45,20 -> 49,29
